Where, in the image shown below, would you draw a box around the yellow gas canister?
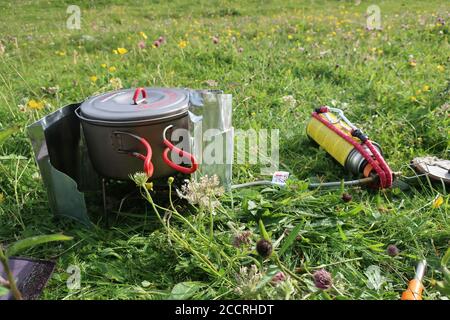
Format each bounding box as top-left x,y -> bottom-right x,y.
306,107 -> 382,177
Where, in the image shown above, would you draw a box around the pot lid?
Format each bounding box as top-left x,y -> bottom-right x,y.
80,87 -> 189,122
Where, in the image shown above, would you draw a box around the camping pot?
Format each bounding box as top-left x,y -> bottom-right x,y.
75,87 -> 198,180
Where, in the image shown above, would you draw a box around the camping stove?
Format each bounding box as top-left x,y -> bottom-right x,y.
27,89 -> 233,226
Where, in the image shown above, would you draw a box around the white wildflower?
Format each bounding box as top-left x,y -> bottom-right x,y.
176,175 -> 224,210
281,95 -> 297,108
234,265 -> 263,297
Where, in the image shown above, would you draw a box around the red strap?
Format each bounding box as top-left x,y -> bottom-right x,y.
312,112 -> 392,188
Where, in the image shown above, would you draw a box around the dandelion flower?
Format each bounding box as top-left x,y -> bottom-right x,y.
116,47 -> 128,55
55,50 -> 66,56
27,99 -> 44,110
410,96 -> 417,102
178,40 -> 188,49
89,75 -> 98,82
139,31 -> 148,40
432,195 -> 444,209
100,63 -> 107,68
108,66 -> 116,72
437,65 -> 445,72
422,85 -> 430,92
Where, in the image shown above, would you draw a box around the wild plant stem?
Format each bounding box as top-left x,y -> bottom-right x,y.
167,182 -> 233,265
0,246 -> 22,300
142,186 -> 227,280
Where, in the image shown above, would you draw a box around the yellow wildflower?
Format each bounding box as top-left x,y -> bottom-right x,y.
108,66 -> 116,72
100,63 -> 107,68
112,49 -> 118,54
410,96 -> 417,102
288,34 -> 293,40
431,195 -> 444,209
422,85 -> 430,92
55,50 -> 66,56
178,40 -> 188,49
89,75 -> 98,82
409,60 -> 417,67
27,99 -> 44,110
117,47 -> 128,55
139,31 -> 147,40
437,65 -> 445,72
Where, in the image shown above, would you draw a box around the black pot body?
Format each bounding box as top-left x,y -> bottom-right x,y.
80,113 -> 189,180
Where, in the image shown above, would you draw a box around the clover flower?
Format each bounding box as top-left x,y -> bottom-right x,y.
281,95 -> 297,108
138,40 -> 146,49
387,244 -> 400,257
313,269 -> 332,290
233,230 -> 252,248
256,239 -> 273,258
234,265 -> 263,297
271,271 -> 287,285
342,193 -> 352,202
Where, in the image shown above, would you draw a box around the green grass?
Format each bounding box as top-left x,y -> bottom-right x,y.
0,0 -> 449,300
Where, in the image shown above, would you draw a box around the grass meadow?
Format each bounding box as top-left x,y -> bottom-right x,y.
0,0 -> 449,299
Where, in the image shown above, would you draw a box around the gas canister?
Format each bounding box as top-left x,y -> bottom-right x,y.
306,106 -> 393,189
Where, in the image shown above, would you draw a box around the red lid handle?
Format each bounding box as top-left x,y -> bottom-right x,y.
132,87 -> 147,105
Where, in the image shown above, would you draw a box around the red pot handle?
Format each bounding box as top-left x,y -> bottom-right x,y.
132,87 -> 147,105
162,125 -> 198,175
114,131 -> 154,178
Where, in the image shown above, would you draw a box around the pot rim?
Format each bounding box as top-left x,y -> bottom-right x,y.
75,106 -> 188,127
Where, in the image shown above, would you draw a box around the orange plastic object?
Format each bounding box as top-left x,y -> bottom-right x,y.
401,279 -> 424,300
